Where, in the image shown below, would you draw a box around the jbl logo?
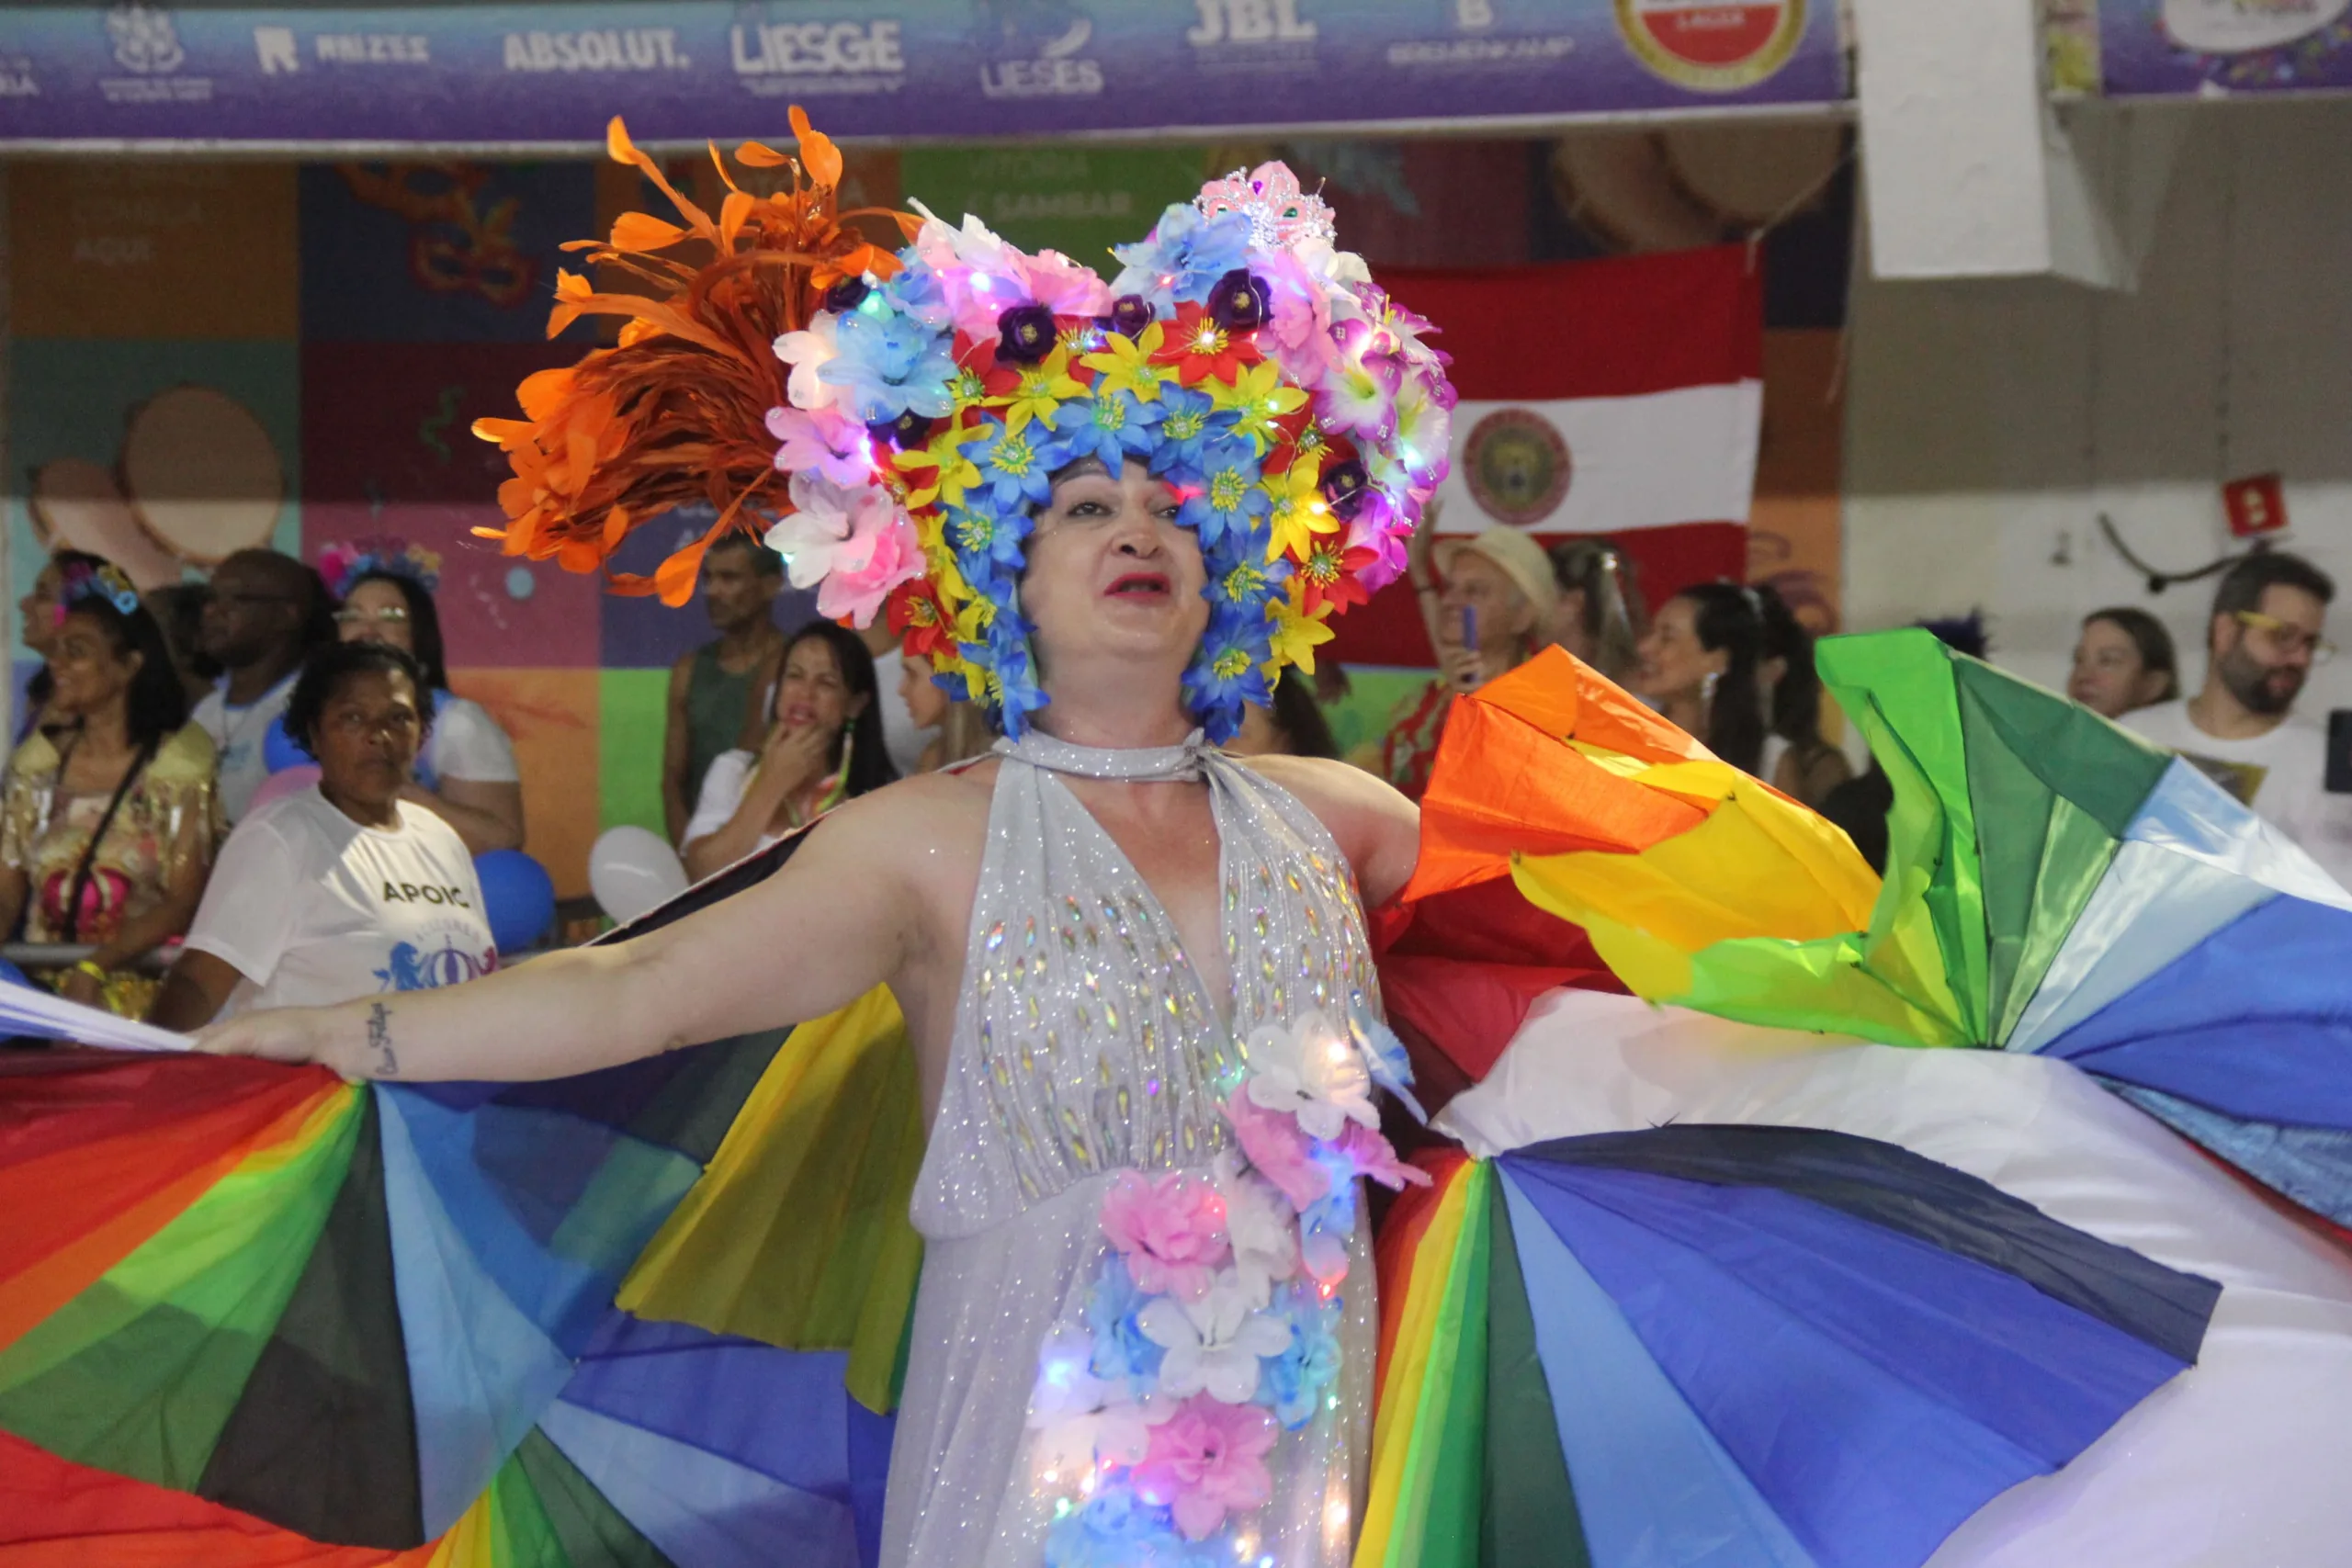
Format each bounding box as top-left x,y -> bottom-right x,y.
1187,0 -> 1317,46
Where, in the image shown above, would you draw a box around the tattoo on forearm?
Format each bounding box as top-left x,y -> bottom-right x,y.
366,1002 -> 400,1077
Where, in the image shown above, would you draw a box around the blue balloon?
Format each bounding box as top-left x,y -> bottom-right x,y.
473,850 -> 556,954
262,715 -> 309,775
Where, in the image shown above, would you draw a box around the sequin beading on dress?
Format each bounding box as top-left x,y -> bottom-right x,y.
882,730 -> 1381,1568
909,729 -> 1381,1241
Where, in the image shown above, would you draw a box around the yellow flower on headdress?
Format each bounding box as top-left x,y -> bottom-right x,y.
989,348 -> 1085,435
1267,583 -> 1337,675
1080,323 -> 1170,402
1213,360 -> 1309,453
1264,449 -> 1336,566
896,424 -> 989,511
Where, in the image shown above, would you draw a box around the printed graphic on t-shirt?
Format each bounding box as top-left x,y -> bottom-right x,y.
374,932 -> 495,992
370,879 -> 496,993
2175,751 -> 2268,805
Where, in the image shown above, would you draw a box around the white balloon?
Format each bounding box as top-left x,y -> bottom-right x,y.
588,825 -> 689,927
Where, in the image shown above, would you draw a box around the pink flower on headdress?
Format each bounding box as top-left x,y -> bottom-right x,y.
1018,247 -> 1113,319
766,403 -> 876,486
1221,1090 -> 1328,1213
1133,1395 -> 1279,1540
1258,249 -> 1340,381
1098,1170 -> 1231,1302
764,472 -> 922,628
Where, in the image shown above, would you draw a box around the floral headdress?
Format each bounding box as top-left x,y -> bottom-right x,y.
57,561 -> 141,621
318,536 -> 443,600
478,115 -> 1452,743
472,112 -> 919,604
767,162 -> 1454,742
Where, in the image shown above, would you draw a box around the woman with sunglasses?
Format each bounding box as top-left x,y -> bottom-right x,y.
323,541 -> 526,856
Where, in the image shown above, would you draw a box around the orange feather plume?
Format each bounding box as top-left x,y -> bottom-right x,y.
471,109 -> 920,604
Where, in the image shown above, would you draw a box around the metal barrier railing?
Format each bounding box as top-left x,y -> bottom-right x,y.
2,943 -> 172,975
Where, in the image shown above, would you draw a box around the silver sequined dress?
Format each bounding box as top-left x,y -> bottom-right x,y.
880,730 -> 1380,1568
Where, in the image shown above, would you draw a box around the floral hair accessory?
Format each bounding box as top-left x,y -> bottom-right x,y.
763,159 -> 1454,742
318,536 -> 443,600
58,561 -> 141,619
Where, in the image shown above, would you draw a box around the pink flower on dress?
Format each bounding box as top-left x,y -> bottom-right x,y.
1333,1122 -> 1432,1193
1098,1170 -> 1231,1302
1133,1395 -> 1279,1540
1222,1090 -> 1329,1213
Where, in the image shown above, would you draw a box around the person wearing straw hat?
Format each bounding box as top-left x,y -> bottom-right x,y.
1383,525 -> 1562,800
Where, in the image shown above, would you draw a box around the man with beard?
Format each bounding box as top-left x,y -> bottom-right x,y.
2124,551 -> 2352,884
193,549 -> 336,823
660,535 -> 786,846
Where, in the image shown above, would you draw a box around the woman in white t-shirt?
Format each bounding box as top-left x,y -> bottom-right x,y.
150,641 -> 497,1029
326,544 -> 525,856
682,621 -> 899,880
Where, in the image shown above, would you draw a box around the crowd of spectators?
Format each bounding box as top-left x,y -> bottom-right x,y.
12,520 -> 2344,1040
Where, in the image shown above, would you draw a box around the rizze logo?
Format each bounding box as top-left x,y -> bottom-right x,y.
1185,0 -> 1317,45
979,16 -> 1102,98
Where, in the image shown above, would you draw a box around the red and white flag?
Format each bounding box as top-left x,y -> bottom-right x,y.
1329,244 -> 1762,666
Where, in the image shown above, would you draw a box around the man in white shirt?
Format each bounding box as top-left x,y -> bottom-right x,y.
192,549 -> 333,822
2122,551 -> 2352,886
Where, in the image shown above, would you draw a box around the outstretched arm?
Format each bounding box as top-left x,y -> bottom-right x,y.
198,787 -> 926,1081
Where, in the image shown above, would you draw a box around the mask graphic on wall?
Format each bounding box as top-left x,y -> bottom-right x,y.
28,386 -> 287,592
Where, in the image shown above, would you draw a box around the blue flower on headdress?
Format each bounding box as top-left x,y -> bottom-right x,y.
1178,436 -> 1271,554
820,303 -> 957,424
1146,385 -> 1228,484
972,416 -> 1065,512
979,613 -> 1052,737
1182,609 -> 1275,742
1050,388 -> 1164,475
1206,549 -> 1286,617
1257,1285 -> 1344,1429
1111,205 -> 1255,316
877,258 -> 952,330
947,504 -> 1033,593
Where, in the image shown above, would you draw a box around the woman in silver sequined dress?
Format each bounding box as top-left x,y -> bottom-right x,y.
201,456 -> 1425,1566
205,154 -> 1446,1567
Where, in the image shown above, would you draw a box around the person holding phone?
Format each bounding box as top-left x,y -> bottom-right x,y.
1381,525 -> 1560,800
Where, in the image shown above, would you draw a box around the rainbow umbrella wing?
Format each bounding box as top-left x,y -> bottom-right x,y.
0,834 -> 924,1565
1365,1128 -> 2218,1568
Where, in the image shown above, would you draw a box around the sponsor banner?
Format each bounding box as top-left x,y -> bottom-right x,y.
2102,0 -> 2352,95
0,2 -> 1844,146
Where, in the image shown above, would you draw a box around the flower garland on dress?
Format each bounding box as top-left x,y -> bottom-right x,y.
763,163 -> 1455,743
317,536 -> 444,599
1026,1003 -> 1429,1566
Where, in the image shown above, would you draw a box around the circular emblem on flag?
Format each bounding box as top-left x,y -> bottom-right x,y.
1614,0 -> 1807,93
1464,408 -> 1573,527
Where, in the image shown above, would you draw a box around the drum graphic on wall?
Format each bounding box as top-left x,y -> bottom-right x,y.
28,386 -> 286,592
